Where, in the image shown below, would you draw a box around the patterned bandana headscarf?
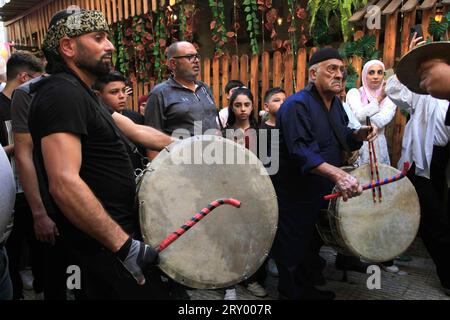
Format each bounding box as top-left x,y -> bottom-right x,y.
43,10 -> 109,55
360,59 -> 385,104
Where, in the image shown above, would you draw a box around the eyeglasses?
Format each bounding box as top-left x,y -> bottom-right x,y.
172,53 -> 201,62
368,70 -> 384,76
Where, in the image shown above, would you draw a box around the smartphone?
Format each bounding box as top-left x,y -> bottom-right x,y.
410,24 -> 424,39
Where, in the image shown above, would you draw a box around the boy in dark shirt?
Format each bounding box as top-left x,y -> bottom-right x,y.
94,71 -> 146,170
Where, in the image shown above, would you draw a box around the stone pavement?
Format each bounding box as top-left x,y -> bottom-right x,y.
187,238 -> 450,300
22,238 -> 449,300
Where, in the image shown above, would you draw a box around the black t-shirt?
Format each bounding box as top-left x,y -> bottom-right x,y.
29,72 -> 138,250
0,92 -> 11,147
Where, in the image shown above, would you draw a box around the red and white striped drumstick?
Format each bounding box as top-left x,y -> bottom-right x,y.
323,162 -> 410,201
156,198 -> 242,252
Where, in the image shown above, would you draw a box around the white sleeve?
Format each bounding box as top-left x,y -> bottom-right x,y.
385,75 -> 414,113
346,88 -> 381,123
370,97 -> 397,129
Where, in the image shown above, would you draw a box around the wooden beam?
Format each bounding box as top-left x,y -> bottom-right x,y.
400,0 -> 418,13
382,0 -> 402,15
364,0 -> 390,18
349,0 -> 378,23
400,10 -> 416,56
419,0 -> 438,10
382,12 -> 398,69
421,5 -> 436,41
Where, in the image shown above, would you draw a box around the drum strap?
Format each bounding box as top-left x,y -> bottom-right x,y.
305,83 -> 350,152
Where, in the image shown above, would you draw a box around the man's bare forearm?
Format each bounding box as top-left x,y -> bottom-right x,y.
14,134 -> 48,218
49,174 -> 128,252
129,124 -> 173,151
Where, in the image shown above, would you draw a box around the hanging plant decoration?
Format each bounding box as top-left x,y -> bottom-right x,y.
307,0 -> 367,43
154,10 -> 168,83
243,0 -> 260,55
257,0 -> 272,52
209,0 -> 229,57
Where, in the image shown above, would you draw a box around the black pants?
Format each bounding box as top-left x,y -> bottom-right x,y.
5,193 -> 43,299
67,246 -> 170,300
408,145 -> 450,288
5,193 -> 67,299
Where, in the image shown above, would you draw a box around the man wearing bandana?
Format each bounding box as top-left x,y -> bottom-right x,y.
28,9 -> 174,299
271,48 -> 378,299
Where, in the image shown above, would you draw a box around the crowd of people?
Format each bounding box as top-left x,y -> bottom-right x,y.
1,8 -> 450,300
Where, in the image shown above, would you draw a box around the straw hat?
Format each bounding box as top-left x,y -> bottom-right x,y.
396,41 -> 450,94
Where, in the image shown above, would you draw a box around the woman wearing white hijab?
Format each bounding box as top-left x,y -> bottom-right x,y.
346,59 -> 397,166
346,60 -> 398,273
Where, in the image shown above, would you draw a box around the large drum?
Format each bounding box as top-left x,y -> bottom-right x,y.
0,146 -> 15,241
317,163 -> 420,262
138,135 -> 278,289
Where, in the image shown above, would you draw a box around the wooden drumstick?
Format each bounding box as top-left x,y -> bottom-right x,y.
366,117 -> 377,203
370,140 -> 383,202
156,198 -> 241,252
323,162 -> 410,201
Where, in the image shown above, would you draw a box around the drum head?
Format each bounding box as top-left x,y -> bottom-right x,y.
139,135 -> 278,289
334,164 -> 420,262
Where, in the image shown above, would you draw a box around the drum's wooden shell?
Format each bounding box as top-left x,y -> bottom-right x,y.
139,135 -> 278,289
318,164 -> 420,262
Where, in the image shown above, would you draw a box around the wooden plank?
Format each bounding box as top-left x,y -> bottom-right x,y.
212,57 -> 220,109
261,52 -> 270,103
284,53 -> 294,97
421,7 -> 436,41
221,55 -> 229,108
400,11 -> 416,56
203,57 -> 211,87
124,0 -> 129,19
137,0 -> 142,15
132,79 -> 138,113
382,0 -> 402,15
296,48 -> 307,91
250,54 -> 259,118
91,0 -> 96,10
351,56 -> 363,88
100,0 -> 106,17
95,0 -> 101,10
349,0 -> 378,22
230,55 -> 239,80
239,55 -> 249,87
382,13 -> 398,69
400,0 -> 418,13
106,0 -> 112,24
112,0 -> 117,22
143,0 -> 149,14
419,0 -> 438,10
272,51 -> 282,88
364,0 -> 390,18
131,0 -> 136,17
152,0 -> 157,12
368,29 -> 381,49
118,0 -> 123,21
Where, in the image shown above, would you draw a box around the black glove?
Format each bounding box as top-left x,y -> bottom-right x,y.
115,237 -> 159,285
